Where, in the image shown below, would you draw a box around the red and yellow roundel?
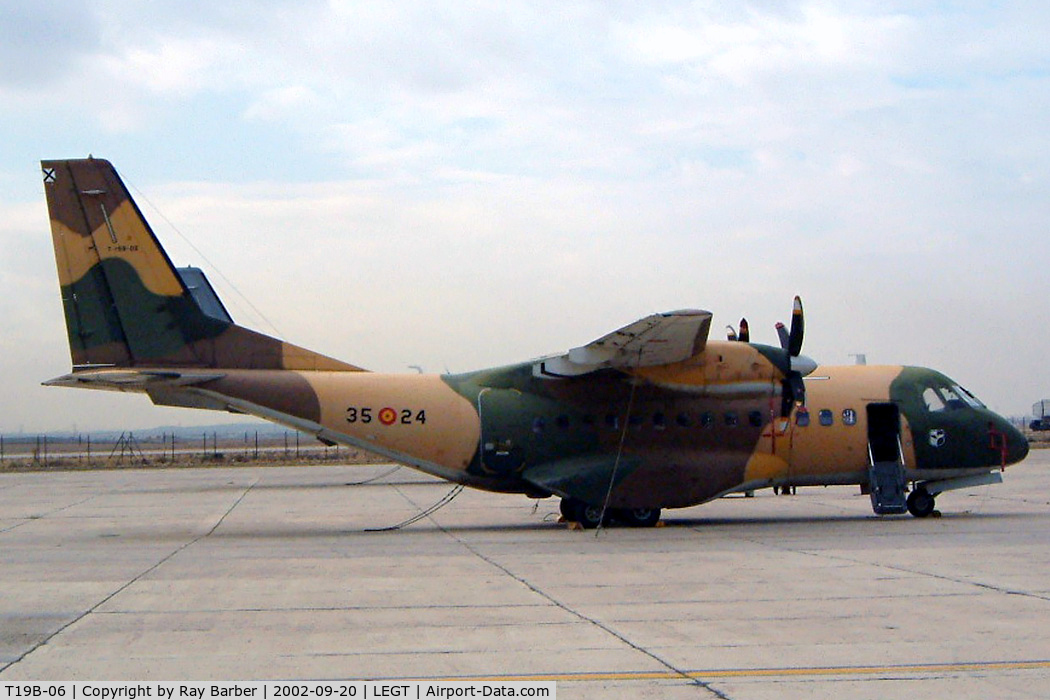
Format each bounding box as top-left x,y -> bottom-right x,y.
378,407 -> 397,426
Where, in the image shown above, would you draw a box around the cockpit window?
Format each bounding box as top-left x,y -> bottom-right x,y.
954,384 -> 986,409
939,385 -> 968,410
922,383 -> 987,412
923,388 -> 946,412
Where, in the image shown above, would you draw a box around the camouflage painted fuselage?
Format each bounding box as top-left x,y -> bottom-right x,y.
41,157 -> 1028,516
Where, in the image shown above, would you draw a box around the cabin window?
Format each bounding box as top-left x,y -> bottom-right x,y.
818,409 -> 834,426
652,412 -> 667,430
748,410 -> 764,427
532,417 -> 546,434
581,414 -> 596,426
629,413 -> 644,427
796,407 -> 810,427
676,412 -> 693,427
842,408 -> 857,426
605,414 -> 619,430
724,412 -> 738,427
555,414 -> 570,429
700,412 -> 715,428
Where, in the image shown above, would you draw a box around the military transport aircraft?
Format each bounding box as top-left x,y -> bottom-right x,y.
40,157 -> 1029,527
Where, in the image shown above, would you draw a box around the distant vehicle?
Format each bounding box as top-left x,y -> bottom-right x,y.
1032,400 -> 1050,431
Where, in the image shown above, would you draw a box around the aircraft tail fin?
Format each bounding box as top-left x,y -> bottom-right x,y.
42,157 -> 361,372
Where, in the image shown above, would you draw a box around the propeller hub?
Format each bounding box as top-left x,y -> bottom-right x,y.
790,354 -> 818,377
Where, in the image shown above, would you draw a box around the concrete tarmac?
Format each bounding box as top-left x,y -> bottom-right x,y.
2,451 -> 1049,698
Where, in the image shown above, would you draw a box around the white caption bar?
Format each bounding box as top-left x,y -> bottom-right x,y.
1,683 -> 555,700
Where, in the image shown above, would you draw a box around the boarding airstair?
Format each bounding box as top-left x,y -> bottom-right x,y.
867,403 -> 908,515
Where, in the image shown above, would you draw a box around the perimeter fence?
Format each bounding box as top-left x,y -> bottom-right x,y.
0,430 -> 385,472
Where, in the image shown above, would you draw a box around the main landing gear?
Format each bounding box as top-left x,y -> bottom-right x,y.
559,498 -> 662,528
906,487 -> 936,518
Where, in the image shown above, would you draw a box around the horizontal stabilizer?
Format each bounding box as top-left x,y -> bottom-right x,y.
43,369 -> 225,392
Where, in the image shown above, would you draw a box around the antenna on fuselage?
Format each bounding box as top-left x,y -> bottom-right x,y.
596,347 -> 644,536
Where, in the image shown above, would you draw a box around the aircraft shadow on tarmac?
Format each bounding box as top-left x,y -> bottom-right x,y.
187,507 -> 1035,540
114,477 -> 440,496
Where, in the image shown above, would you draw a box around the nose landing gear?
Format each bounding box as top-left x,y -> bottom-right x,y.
906,487 -> 936,518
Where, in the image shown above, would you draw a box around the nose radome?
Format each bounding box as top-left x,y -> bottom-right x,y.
1006,422 -> 1030,464
993,418 -> 1030,466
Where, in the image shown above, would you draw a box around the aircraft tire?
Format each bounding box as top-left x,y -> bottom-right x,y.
617,507 -> 662,527
907,487 -> 936,518
568,500 -> 604,529
559,498 -> 574,520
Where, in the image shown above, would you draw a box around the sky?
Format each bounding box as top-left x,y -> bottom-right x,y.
1,1 -> 1048,433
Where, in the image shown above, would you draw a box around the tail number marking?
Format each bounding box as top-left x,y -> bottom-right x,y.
347,407 -> 426,426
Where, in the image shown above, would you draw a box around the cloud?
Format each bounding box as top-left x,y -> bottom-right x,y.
0,2 -> 101,89
244,86 -> 321,122
101,37 -> 243,98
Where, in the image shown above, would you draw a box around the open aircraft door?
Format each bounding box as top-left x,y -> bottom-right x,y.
867,402 -> 908,514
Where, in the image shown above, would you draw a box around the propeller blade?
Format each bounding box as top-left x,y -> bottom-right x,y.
778,297 -> 807,416
780,370 -> 808,417
788,296 -> 804,357
775,321 -> 789,350
789,371 -> 806,405
738,318 -> 749,343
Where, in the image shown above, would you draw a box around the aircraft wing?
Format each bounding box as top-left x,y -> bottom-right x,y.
534,309 -> 712,378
